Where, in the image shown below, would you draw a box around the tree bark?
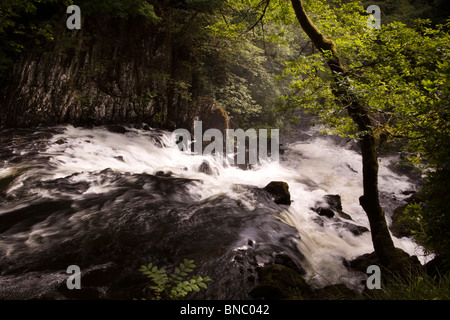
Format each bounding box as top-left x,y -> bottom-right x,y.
290,0 -> 408,268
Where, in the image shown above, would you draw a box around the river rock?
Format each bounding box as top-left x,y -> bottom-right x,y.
81,262 -> 120,287
313,194 -> 353,220
198,161 -> 213,175
340,221 -> 369,236
273,254 -> 306,276
314,207 -> 335,218
263,181 -> 291,205
155,170 -> 173,177
324,194 -> 342,211
250,264 -> 313,300
107,125 -> 128,134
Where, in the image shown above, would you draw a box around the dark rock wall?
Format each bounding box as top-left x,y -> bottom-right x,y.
0,14 -> 226,132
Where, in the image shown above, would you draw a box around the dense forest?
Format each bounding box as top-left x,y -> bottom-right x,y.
0,0 -> 449,302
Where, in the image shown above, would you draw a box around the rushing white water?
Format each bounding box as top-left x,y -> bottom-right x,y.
0,125 -> 429,296
41,126 -> 426,286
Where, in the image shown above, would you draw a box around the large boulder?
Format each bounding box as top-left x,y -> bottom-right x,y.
263,181 -> 291,205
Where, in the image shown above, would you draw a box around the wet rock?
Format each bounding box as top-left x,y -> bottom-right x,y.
324,194 -> 342,211
263,181 -> 291,205
273,253 -> 306,276
250,264 -> 313,300
313,194 -> 353,220
114,156 -> 125,162
155,170 -> 172,177
107,125 -> 128,134
312,216 -> 325,227
325,194 -> 353,219
337,210 -> 353,220
81,262 -> 120,287
198,161 -> 213,175
55,263 -> 120,299
312,216 -> 369,236
314,207 -> 335,218
340,221 -> 369,236
55,139 -> 65,145
134,123 -> 151,131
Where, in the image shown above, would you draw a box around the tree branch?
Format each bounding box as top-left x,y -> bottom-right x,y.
245,0 -> 271,33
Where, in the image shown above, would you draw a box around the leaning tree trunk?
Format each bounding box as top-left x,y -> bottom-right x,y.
290,0 -> 410,269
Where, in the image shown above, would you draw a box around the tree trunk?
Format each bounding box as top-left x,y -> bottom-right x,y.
290,0 -> 409,268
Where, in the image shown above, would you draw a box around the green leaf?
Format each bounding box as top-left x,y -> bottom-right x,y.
138,259 -> 211,299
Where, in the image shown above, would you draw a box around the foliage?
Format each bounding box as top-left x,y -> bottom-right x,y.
0,0 -> 72,80
362,0 -> 450,26
276,0 -> 450,264
203,0 -> 303,129
401,169 -> 450,262
138,259 -> 212,300
367,269 -> 450,300
277,1 -> 450,143
81,0 -> 160,20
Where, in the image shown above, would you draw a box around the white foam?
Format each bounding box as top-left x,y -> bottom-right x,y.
38,126 -> 430,286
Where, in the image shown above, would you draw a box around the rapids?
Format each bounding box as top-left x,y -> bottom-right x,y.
0,125 -> 428,299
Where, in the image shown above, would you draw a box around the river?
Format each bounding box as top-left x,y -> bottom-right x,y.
0,124 -> 428,299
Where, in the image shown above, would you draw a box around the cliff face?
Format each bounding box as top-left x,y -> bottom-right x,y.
0,13 -> 224,131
